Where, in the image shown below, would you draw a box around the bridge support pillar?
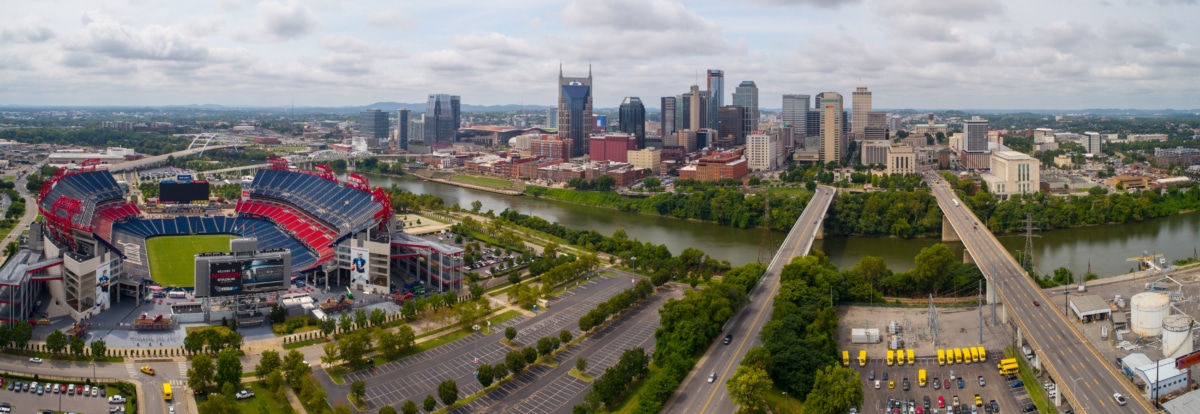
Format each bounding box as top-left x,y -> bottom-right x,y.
1001,303 -> 1008,325
942,215 -> 960,242
963,249 -> 975,265
986,278 -> 996,305
814,219 -> 824,240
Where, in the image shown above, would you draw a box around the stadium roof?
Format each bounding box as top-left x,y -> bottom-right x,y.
391,232 -> 464,256
0,248 -> 45,286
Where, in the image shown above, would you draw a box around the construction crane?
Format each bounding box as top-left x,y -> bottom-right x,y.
1127,250 -> 1165,272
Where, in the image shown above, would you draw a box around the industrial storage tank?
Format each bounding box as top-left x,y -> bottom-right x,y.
1162,315 -> 1194,359
1131,292 -> 1171,336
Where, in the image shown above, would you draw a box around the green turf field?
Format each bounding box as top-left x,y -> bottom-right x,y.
146,235 -> 233,287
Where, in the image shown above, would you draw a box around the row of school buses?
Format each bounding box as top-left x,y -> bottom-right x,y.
935,346 -> 988,366
840,346 -> 1004,369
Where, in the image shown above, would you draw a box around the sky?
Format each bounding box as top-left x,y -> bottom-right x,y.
1,0 -> 1197,110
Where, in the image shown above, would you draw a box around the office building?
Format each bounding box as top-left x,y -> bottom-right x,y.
747,133 -> 779,171
963,116 -> 989,153
1084,131 -> 1103,155
677,129 -> 698,152
717,106 -> 750,147
424,94 -> 461,146
558,66 -> 594,158
818,92 -> 845,165
851,87 -> 872,141
679,151 -> 748,181
530,134 -> 574,162
627,147 -> 661,173
619,97 -> 646,149
862,140 -> 891,166
396,109 -> 410,150
782,94 -> 810,138
359,109 -> 389,150
546,108 -> 558,129
981,151 -> 1040,199
660,97 -> 677,137
886,144 -> 916,175
806,109 -> 821,138
732,81 -> 759,126
410,115 -> 425,144
707,70 -> 724,130
589,133 -> 637,163
689,85 -> 703,131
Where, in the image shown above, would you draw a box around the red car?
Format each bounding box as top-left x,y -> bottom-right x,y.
1033,301 -> 1041,307
944,379 -> 951,389
76,385 -> 83,395
938,396 -> 946,408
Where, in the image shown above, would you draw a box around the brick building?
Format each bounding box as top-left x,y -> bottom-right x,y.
589,133 -> 637,163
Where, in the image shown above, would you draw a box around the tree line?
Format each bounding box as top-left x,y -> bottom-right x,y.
0,127 -> 191,156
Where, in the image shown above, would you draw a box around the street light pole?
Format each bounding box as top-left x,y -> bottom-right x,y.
472,324 -> 481,365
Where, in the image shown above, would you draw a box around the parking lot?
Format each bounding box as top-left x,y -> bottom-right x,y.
0,380 -> 120,413
850,351 -> 1040,413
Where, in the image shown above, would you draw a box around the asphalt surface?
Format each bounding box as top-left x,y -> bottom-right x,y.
927,176 -> 1152,414
666,185 -> 836,414
0,174 -> 37,262
0,356 -> 187,414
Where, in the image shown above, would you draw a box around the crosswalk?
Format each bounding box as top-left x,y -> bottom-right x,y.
178,361 -> 188,377
124,364 -> 141,379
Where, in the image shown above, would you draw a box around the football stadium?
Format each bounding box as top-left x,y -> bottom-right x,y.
0,157 -> 466,325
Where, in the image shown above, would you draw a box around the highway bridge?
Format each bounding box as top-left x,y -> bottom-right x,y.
666,185 -> 836,414
928,175 -> 1153,413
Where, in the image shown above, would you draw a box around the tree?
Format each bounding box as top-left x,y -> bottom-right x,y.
402,400 -> 420,414
322,341 -> 341,367
575,358 -> 587,374
339,311 -> 353,332
537,336 -> 560,357
423,395 -> 437,412
471,200 -> 483,213
355,309 -> 369,329
559,330 -> 573,344
438,379 -> 459,406
370,308 -> 387,327
282,349 -> 311,384
505,326 -> 517,341
320,317 -> 337,336
69,336 -> 85,357
198,393 -> 238,414
523,346 -> 539,364
256,349 -> 283,380
184,330 -> 205,355
338,329 -> 371,365
188,354 -> 215,392
455,299 -> 491,332
726,365 -> 773,413
911,243 -> 956,293
10,320 -> 31,349
351,380 -> 367,403
803,365 -> 864,414
381,407 -> 399,414
90,339 -> 107,360
477,363 -> 495,388
505,350 -> 527,374
469,283 -> 484,299
46,329 -> 67,355
741,346 -> 772,371
265,369 -> 285,394
215,348 -> 243,392
396,324 -> 416,354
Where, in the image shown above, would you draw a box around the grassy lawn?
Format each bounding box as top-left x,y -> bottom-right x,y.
107,385 -> 136,414
194,382 -> 287,413
147,234 -> 234,287
765,186 -> 812,198
452,175 -> 514,189
1005,347 -> 1053,413
185,324 -> 235,336
763,385 -> 804,414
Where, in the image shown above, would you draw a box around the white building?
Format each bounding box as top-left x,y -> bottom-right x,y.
981,150 -> 1040,199
861,140 -> 891,166
746,133 -> 778,171
885,144 -> 916,175
627,147 -> 661,173
1128,133 -> 1168,142
1132,357 -> 1189,401
1084,132 -> 1103,155
47,147 -> 137,168
963,116 -> 989,153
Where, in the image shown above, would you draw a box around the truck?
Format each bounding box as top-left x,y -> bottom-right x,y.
906,349 -> 915,365
133,314 -> 174,331
320,297 -> 354,313
886,349 -> 895,366
938,349 -> 946,365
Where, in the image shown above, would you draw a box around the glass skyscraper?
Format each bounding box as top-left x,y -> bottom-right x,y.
424,94 -> 460,146
619,97 -> 646,149
557,65 -> 593,158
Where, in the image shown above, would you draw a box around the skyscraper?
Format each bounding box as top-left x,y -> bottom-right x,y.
707,69 -> 724,130
546,108 -> 558,129
396,109 -> 410,151
818,92 -> 845,165
676,87 -> 708,132
660,97 -> 676,138
806,109 -> 821,140
359,109 -> 389,150
689,85 -> 702,133
424,94 -> 460,146
852,87 -> 872,141
963,116 -> 989,153
732,81 -> 759,127
782,94 -> 810,138
558,65 -> 594,158
618,97 -> 646,149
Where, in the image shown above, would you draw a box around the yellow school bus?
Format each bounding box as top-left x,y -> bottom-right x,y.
999,362 -> 1019,375
163,383 -> 172,401
937,349 -> 946,365
842,350 -> 850,366
970,347 -> 979,363
887,349 -> 895,366
906,349 -> 915,365
998,358 -> 1018,368
858,350 -> 867,367
919,369 -> 927,387
896,349 -> 905,366
976,346 -> 987,362
954,348 -> 964,364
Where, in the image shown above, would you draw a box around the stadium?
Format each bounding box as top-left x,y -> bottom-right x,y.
0,157 -> 465,325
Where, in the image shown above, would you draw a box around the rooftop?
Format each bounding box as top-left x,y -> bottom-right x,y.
994,150 -> 1035,161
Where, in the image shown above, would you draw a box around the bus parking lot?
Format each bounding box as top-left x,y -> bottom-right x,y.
848,350 -> 1041,413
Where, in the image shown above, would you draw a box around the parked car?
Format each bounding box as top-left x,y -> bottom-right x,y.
236,389 -> 255,399
978,376 -> 985,386
28,357 -> 42,363
109,395 -> 126,404
934,377 -> 941,389
957,378 -> 965,389
1010,380 -> 1024,388
92,387 -> 99,397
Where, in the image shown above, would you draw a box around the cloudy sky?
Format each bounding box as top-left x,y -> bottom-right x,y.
1,0 -> 1197,110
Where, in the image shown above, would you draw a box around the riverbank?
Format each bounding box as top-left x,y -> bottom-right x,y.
409,169 -> 523,196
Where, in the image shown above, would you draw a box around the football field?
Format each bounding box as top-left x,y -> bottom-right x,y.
146,235 -> 233,287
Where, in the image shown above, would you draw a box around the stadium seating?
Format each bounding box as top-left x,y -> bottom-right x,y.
235,199 -> 336,264
38,170 -> 125,230
244,169 -> 381,234
111,216 -> 319,271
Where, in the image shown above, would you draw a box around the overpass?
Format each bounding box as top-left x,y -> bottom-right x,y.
928,175 -> 1153,413
666,185 -> 836,414
107,145 -> 241,173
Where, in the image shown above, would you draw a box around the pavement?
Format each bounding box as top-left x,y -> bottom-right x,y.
665,185 -> 836,414
0,174 -> 36,263
927,175 -> 1153,414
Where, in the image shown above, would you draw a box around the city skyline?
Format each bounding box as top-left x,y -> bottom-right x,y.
0,0 -> 1197,109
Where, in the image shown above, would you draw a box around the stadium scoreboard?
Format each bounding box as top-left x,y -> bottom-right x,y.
194,239 -> 292,297
159,175 -> 210,204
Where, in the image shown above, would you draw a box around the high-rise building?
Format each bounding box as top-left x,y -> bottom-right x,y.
424,94 -> 461,146
806,109 -> 821,139
546,108 -> 558,129
732,81 -> 759,126
1084,132 -> 1103,155
660,97 -> 676,137
818,92 -> 845,165
530,134 -> 573,162
619,97 -> 646,149
558,65 -> 594,158
410,114 -> 425,144
689,85 -> 703,131
359,109 -> 389,149
851,87 -> 872,141
782,95 -> 810,138
717,106 -> 749,147
963,116 -> 989,153
747,133 -> 779,171
707,70 -> 724,130
396,109 -> 410,151
675,86 -> 708,133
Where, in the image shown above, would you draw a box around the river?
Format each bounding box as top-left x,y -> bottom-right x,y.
360,172 -> 1200,277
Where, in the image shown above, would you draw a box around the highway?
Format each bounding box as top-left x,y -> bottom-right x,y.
108,145 -> 238,173
927,176 -> 1152,414
665,185 -> 835,414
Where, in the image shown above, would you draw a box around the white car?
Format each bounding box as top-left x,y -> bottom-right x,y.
708,372 -> 716,383
28,357 -> 42,363
236,390 -> 255,399
108,395 -> 126,404
875,380 -> 881,389
1113,393 -> 1127,406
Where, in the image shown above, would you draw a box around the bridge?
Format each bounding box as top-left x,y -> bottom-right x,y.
286,149 -> 376,163
928,175 -> 1152,413
108,145 -> 241,173
666,185 -> 836,414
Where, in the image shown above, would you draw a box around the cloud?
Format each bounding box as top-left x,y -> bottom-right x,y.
1,18 -> 56,43
179,14 -> 228,38
68,11 -> 210,61
562,0 -> 709,30
1106,19 -> 1167,48
876,0 -> 1002,19
557,0 -> 742,60
245,0 -> 319,42
1032,21 -> 1095,52
750,0 -> 864,9
364,10 -> 414,29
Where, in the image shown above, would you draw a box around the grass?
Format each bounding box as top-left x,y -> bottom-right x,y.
107,385 -> 136,414
1005,347 -> 1053,413
147,234 -> 234,287
765,186 -> 812,198
763,385 -> 804,414
568,368 -> 594,382
452,175 -> 514,189
195,381 -> 288,413
186,324 -> 235,336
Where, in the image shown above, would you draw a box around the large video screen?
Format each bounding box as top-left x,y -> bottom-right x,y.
160,181 -> 210,203
208,257 -> 286,297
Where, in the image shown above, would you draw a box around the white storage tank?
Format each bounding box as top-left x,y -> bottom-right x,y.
1162,315 -> 1193,359
1131,292 -> 1170,336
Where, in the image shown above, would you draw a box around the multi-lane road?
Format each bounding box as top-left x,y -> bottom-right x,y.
928,176 -> 1153,413
666,185 -> 835,414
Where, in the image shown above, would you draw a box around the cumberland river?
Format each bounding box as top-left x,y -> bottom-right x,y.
361,172 -> 1200,277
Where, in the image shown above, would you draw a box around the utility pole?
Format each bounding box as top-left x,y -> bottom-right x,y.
978,279 -> 983,344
